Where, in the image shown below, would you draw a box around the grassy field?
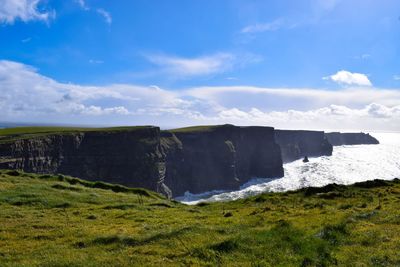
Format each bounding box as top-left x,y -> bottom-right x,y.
0,126 -> 153,143
168,125 -> 226,133
0,170 -> 399,266
0,126 -> 153,136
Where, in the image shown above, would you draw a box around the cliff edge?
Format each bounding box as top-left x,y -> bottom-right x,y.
325,132 -> 379,146
0,127 -> 165,193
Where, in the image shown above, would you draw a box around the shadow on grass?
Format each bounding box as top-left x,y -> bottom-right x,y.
91,226 -> 195,247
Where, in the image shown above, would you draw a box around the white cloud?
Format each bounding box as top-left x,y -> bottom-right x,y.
354,54 -> 371,60
0,60 -> 193,119
324,70 -> 372,86
0,0 -> 55,24
213,103 -> 400,131
185,86 -> 400,107
1,60 -> 400,131
315,0 -> 341,11
21,37 -> 32,43
146,53 -> 235,77
97,8 -> 112,25
75,2 -> 112,26
89,59 -> 104,64
75,0 -> 89,10
361,54 -> 371,59
241,19 -> 284,33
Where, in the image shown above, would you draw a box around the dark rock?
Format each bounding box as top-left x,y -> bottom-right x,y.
223,212 -> 233,217
163,125 -> 284,196
353,179 -> 391,188
325,132 -> 379,146
87,215 -> 97,220
275,130 -> 333,163
75,241 -> 86,248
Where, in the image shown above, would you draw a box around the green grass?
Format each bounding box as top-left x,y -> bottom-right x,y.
168,124 -> 232,133
0,126 -> 153,143
0,170 -> 399,266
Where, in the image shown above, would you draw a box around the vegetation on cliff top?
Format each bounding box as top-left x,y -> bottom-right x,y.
0,126 -> 155,143
168,124 -> 227,133
0,169 -> 399,266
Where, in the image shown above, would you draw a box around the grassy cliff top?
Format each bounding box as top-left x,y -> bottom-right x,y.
0,126 -> 155,136
0,126 -> 155,143
169,124 -> 275,133
0,169 -> 399,266
168,124 -> 228,133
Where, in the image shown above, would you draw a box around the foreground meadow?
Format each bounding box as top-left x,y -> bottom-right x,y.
0,169 -> 399,266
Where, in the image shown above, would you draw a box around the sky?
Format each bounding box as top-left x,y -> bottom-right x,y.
0,0 -> 400,131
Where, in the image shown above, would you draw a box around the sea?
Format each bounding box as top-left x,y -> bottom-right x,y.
177,132 -> 400,205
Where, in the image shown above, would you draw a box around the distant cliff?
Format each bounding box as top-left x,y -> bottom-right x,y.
0,125 -> 283,197
275,130 -> 333,163
325,132 -> 379,146
163,125 -> 284,196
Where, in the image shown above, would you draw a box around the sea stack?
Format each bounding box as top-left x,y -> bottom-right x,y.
274,130 -> 333,163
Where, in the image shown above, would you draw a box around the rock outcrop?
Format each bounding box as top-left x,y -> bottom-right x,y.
275,130 -> 333,163
325,132 -> 379,146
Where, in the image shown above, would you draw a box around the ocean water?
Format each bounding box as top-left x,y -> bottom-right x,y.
177,132 -> 400,205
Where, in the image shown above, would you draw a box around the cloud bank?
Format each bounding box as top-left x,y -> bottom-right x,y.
0,60 -> 399,131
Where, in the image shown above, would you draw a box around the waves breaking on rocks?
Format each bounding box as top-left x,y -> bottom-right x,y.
177,132 -> 400,204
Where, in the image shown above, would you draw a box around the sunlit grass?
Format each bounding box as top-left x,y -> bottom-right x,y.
0,169 -> 399,266
0,126 -> 153,143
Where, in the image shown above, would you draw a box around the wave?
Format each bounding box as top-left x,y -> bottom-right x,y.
177,132 -> 400,205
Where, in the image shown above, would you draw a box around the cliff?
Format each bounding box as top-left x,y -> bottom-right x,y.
163,125 -> 284,196
325,132 -> 379,146
275,130 -> 333,163
0,127 -> 165,193
0,125 -> 284,197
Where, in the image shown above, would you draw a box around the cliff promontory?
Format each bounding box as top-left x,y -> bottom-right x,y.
275,130 -> 333,163
163,125 -> 284,196
325,132 -> 380,146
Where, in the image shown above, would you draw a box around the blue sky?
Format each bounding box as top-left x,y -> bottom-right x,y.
1,0 -> 400,131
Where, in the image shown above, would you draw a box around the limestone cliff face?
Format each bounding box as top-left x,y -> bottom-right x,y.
163,125 -> 284,196
0,125 -> 284,197
325,132 -> 379,146
275,130 -> 333,163
0,127 -> 164,191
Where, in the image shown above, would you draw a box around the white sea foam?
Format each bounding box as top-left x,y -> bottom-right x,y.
177,132 -> 400,205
